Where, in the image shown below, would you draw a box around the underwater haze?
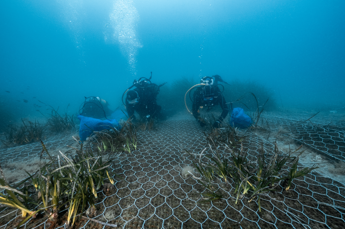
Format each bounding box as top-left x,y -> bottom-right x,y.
1,0 -> 345,125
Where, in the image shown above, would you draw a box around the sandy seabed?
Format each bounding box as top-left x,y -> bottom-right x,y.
0,111 -> 345,228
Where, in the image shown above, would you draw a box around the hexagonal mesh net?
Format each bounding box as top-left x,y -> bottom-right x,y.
261,114 -> 345,162
1,114 -> 345,228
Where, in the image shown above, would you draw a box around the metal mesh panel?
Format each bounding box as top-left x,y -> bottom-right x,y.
1,114 -> 345,228
261,115 -> 345,162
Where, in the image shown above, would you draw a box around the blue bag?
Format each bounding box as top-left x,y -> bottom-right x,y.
230,108 -> 252,129
78,115 -> 121,141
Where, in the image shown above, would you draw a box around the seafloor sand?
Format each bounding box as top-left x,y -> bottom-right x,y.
1,133 -> 79,184
0,112 -> 345,228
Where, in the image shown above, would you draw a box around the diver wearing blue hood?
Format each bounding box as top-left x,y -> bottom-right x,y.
122,73 -> 166,122
185,75 -> 229,128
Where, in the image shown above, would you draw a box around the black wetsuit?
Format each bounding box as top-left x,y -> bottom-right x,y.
80,97 -> 112,119
192,85 -> 229,126
126,83 -> 164,121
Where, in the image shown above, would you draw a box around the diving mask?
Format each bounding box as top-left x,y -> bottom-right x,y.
200,76 -> 214,86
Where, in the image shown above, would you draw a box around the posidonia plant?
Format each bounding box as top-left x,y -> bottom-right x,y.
0,140 -> 116,228
0,164 -> 44,228
187,128 -> 317,212
46,109 -> 75,133
84,119 -> 138,155
1,119 -> 44,147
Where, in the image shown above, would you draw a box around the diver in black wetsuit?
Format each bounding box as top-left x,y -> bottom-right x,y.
123,74 -> 166,122
189,75 -> 229,128
79,96 -> 113,119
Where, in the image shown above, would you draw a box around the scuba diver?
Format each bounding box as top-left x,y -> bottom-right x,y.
122,73 -> 166,122
185,75 -> 229,128
79,96 -> 113,119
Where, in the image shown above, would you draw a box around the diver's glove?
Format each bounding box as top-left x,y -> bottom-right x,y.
212,120 -> 221,128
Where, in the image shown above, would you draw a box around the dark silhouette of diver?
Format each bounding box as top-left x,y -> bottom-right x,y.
79,96 -> 113,119
122,73 -> 166,122
185,75 -> 229,128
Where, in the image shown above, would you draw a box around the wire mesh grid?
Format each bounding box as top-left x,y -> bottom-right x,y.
260,115 -> 345,162
1,114 -> 345,228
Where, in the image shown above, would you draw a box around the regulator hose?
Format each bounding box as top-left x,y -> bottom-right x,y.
184,83 -> 205,115
122,88 -> 131,107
